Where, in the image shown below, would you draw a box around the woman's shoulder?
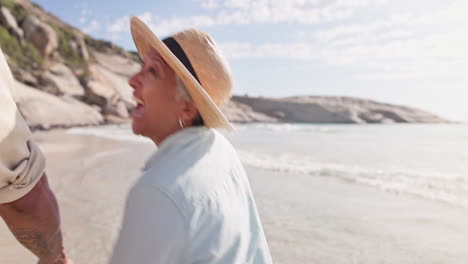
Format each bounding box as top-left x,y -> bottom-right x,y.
137,127 -> 241,209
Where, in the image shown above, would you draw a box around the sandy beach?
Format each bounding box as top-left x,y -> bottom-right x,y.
1,126 -> 468,264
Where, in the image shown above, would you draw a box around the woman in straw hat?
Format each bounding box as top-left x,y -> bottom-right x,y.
109,17 -> 272,263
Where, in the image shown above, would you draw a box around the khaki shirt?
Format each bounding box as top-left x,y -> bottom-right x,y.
0,48 -> 45,203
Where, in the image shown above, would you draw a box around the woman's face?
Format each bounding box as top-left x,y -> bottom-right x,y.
129,50 -> 180,144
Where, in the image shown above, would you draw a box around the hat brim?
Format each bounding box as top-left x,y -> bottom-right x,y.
130,17 -> 233,131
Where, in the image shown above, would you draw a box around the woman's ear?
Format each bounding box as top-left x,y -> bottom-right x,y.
179,100 -> 198,126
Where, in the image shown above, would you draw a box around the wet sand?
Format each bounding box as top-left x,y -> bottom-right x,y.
1,129 -> 468,263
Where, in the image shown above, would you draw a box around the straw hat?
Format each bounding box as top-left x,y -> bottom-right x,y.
130,17 -> 234,130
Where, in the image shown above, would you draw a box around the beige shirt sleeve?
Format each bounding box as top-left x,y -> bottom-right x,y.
0,48 -> 45,204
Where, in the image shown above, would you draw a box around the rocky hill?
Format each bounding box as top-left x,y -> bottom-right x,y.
225,96 -> 448,124
0,0 -> 449,130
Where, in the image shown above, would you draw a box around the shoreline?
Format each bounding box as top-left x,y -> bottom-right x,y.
28,121 -> 466,134
0,129 -> 467,263
247,166 -> 468,263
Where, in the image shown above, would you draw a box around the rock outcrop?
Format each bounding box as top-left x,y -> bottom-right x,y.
228,96 -> 449,124
13,81 -> 103,130
90,51 -> 139,110
221,100 -> 278,123
0,6 -> 23,43
69,34 -> 89,61
83,64 -> 130,118
0,0 -> 137,126
39,63 -> 85,96
22,15 -> 57,59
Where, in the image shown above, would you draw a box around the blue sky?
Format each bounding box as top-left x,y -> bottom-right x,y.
33,0 -> 467,122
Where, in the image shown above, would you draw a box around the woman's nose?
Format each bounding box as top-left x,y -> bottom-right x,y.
128,73 -> 140,90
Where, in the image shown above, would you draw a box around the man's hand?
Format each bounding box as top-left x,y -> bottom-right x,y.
0,174 -> 72,263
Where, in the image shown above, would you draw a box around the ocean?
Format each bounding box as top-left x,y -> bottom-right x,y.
69,123 -> 468,210
1,122 -> 462,263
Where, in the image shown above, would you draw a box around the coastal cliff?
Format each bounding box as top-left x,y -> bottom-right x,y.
226,96 -> 449,124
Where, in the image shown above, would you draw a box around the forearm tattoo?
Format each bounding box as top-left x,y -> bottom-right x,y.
12,228 -> 62,260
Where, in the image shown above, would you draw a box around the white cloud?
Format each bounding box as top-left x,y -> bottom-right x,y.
220,22 -> 468,80
214,0 -> 464,81
214,0 -> 357,24
105,0 -> 468,82
195,0 -> 220,10
223,0 -> 251,10
78,7 -> 93,25
81,9 -> 92,16
107,12 -> 214,37
151,15 -> 216,36
106,0 -> 385,39
412,0 -> 468,26
119,0 -> 386,36
212,0 -> 387,24
108,16 -> 130,33
314,14 -> 412,43
83,20 -> 101,34
138,12 -> 153,25
220,41 -> 321,60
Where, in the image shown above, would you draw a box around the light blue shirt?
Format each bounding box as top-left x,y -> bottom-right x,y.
110,127 -> 272,263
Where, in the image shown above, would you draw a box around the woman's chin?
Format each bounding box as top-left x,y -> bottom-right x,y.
131,118 -> 145,135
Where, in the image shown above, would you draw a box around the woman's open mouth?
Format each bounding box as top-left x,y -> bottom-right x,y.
132,96 -> 145,118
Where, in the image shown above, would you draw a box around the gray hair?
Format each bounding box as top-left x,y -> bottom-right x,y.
175,76 -> 191,102
174,75 -> 205,126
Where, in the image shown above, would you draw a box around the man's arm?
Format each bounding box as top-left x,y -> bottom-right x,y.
0,173 -> 71,264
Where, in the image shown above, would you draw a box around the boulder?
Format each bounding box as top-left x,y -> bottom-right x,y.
37,73 -> 62,95
93,51 -> 140,78
0,7 -> 24,43
22,15 -> 58,59
83,64 -> 130,118
8,64 -> 39,87
13,81 -> 103,130
77,36 -> 89,61
91,63 -> 136,110
92,51 -> 140,110
39,63 -> 85,96
17,70 -> 38,86
69,34 -> 89,61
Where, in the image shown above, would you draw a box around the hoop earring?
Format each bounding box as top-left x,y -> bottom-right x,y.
178,118 -> 184,128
